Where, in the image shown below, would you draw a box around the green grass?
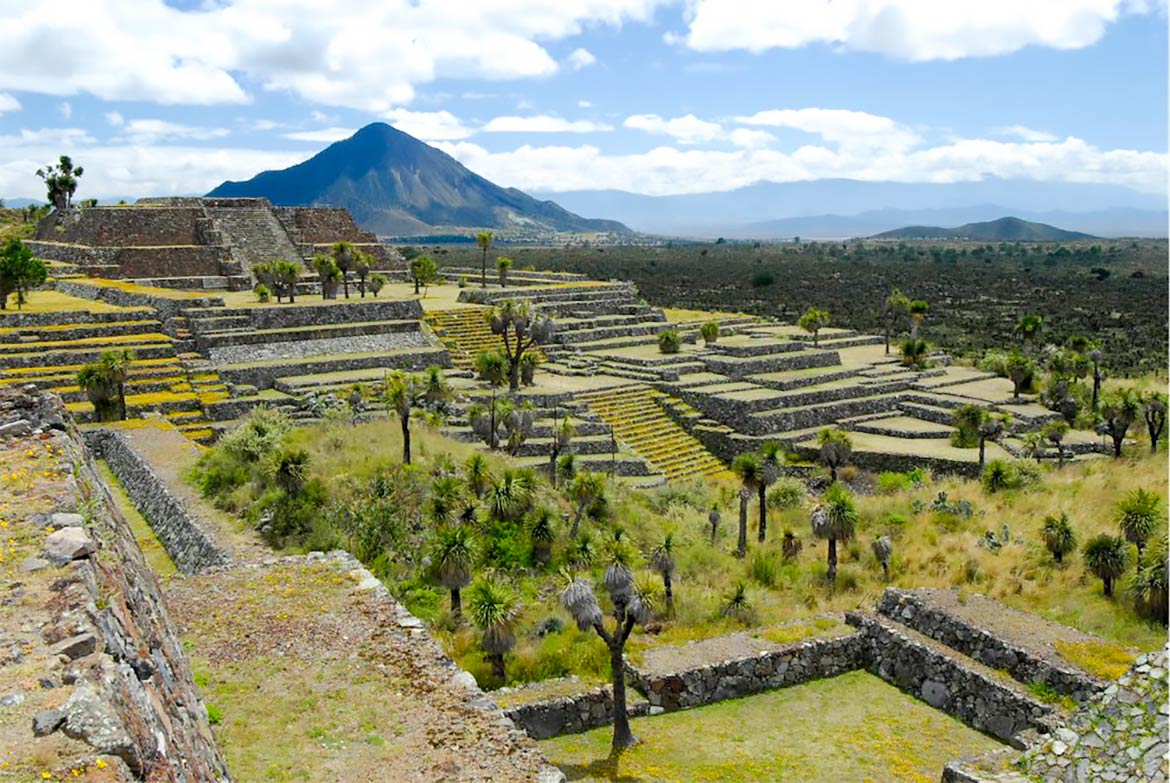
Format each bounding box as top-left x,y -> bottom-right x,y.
96,460 -> 177,577
541,670 -> 1004,783
1053,639 -> 1138,680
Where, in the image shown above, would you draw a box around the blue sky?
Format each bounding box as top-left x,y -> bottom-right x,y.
0,0 -> 1165,200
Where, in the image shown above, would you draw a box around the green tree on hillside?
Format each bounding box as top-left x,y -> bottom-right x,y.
1082,534 -> 1130,597
731,452 -> 763,559
468,575 -> 519,681
882,288 -> 911,354
811,482 -> 858,587
1143,391 -> 1167,453
476,230 -> 494,288
816,428 -> 852,483
1005,350 -> 1035,398
1041,513 -> 1077,564
487,299 -> 554,392
496,256 -> 513,287
1014,314 -> 1044,352
432,525 -> 475,622
330,241 -> 357,298
76,349 -> 135,422
383,367 -> 449,464
908,300 -> 929,338
797,306 -> 830,347
0,238 -> 48,310
409,253 -> 439,296
1117,488 -> 1163,559
1099,388 -> 1141,458
36,155 -> 83,211
650,534 -> 677,615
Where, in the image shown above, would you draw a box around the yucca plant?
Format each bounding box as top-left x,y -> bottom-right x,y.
1082,534 -> 1130,597
431,525 -> 475,621
1041,513 -> 1077,564
1117,488 -> 1163,558
467,575 -> 518,681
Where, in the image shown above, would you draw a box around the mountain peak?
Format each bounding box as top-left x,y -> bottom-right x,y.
871,216 -> 1097,241
208,123 -> 628,236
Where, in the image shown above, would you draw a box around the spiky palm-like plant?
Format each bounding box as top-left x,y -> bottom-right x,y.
464,453 -> 492,499
1100,389 -> 1141,458
383,369 -> 426,464
428,475 -> 466,525
816,428 -> 852,483
811,482 -> 859,586
731,452 -> 762,559
872,535 -> 893,580
797,306 -> 830,346
468,575 -> 518,681
1143,391 -> 1167,454
650,534 -> 676,614
487,468 -> 536,522
883,288 -> 910,354
560,569 -> 645,753
567,471 -> 605,538
908,299 -> 929,338
432,525 -> 475,621
1131,534 -> 1168,625
707,506 -> 721,545
528,508 -> 555,566
757,442 -> 783,544
476,230 -> 493,288
1117,488 -> 1163,558
1041,513 -> 1077,564
1082,534 -> 1130,597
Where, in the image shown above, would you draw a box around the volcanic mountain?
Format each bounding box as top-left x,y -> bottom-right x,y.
208,122 -> 629,236
871,216 -> 1097,241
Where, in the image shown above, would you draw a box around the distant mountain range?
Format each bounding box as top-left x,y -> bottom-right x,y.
536,180 -> 1167,239
871,216 -> 1094,241
208,123 -> 629,236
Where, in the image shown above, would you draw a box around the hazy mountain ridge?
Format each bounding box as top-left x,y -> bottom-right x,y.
871,216 -> 1096,241
207,123 -> 629,236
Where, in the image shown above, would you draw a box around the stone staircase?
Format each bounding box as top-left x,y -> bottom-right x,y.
576,384 -> 728,481
204,199 -> 303,276
424,307 -> 546,371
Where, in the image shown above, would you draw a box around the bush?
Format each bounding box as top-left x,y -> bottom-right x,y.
875,471 -> 912,495
657,330 -> 682,354
751,270 -> 775,287
879,512 -> 909,538
253,283 -> 272,303
206,704 -> 222,725
700,320 -> 720,345
766,478 -> 805,510
749,551 -> 779,587
981,459 -> 1041,493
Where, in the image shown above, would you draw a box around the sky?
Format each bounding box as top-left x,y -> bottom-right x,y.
0,0 -> 1167,202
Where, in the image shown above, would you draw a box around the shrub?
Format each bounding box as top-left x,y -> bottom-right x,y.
751,270 -> 774,287
1041,513 -> 1077,564
749,551 -> 779,587
699,321 -> 720,345
981,459 -> 1041,493
1131,534 -> 1168,624
875,471 -> 912,495
766,478 -> 805,510
879,512 -> 909,538
253,283 -> 272,303
657,330 -> 682,354
206,704 -> 222,725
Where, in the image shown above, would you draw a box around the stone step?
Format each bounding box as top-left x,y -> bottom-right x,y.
218,346 -> 449,389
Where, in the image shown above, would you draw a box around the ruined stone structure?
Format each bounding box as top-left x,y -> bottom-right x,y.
27,198 -> 400,290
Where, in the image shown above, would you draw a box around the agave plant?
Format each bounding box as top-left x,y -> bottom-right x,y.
467,575 -> 519,680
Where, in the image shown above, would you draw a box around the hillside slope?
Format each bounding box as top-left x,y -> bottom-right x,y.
871,216 -> 1097,241
208,123 -> 629,236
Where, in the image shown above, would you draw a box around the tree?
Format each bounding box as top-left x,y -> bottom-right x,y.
811,482 -> 859,586
1044,420 -> 1070,468
908,300 -> 929,338
650,534 -> 676,614
0,239 -> 47,310
409,254 -> 439,296
560,571 -> 645,753
76,349 -> 135,422
977,414 -> 1008,470
529,508 -> 556,566
468,576 -> 519,681
1005,350 -> 1035,399
900,338 -> 930,370
548,408 -> 575,487
816,428 -> 852,483
431,525 -> 474,621
1014,314 -> 1044,351
1132,534 -> 1168,625
1099,389 -> 1141,458
271,259 -> 302,303
368,273 -> 387,298
353,251 -> 372,298
1082,534 -> 1130,597
36,155 -> 83,211
464,453 -> 492,499
496,256 -> 513,287
1041,513 -> 1077,564
476,230 -> 494,288
330,241 -> 356,298
487,300 -> 554,392
383,370 -> 428,464
1117,488 -> 1162,559
882,288 -> 911,354
871,535 -> 893,580
951,405 -> 985,448
756,442 -> 783,544
1143,391 -> 1167,453
797,307 -> 831,347
567,471 -> 605,538
312,254 -> 341,299
731,452 -> 762,559
1090,349 -> 1106,413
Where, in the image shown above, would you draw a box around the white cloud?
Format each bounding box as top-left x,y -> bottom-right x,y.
624,113 -> 725,144
727,128 -> 776,148
994,125 -> 1060,143
735,108 -> 920,150
483,115 -> 613,133
104,112 -> 124,127
115,119 -> 231,144
578,99 -> 593,108
59,101 -> 72,119
309,111 -> 335,124
677,0 -> 1154,61
0,93 -> 19,114
566,47 -> 597,70
0,1 -> 666,109
382,108 -> 475,141
435,134 -> 1167,196
0,128 -> 304,200
282,127 -> 356,142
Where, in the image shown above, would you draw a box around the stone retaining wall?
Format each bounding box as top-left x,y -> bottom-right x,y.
58,280 -> 223,322
502,683 -> 651,739
26,242 -> 230,278
877,589 -> 1107,702
36,206 -> 205,246
628,632 -> 865,712
846,612 -> 1059,743
217,346 -> 450,389
84,430 -> 232,574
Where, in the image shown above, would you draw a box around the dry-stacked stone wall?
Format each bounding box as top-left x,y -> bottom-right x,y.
84,430 -> 232,574
0,387 -> 230,780
500,682 -> 651,739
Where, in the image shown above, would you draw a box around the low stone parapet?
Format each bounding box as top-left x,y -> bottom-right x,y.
499,680 -> 651,739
